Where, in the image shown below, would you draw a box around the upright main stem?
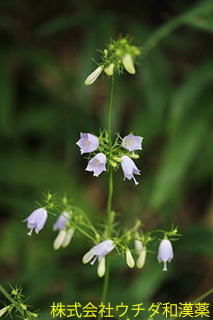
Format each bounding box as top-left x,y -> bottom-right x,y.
100,75 -> 114,310
107,74 -> 114,238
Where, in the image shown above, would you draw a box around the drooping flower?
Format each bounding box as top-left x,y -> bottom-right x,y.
157,239 -> 174,271
126,249 -> 135,268
76,133 -> 99,154
86,153 -> 107,177
23,208 -> 48,236
53,211 -> 70,231
121,155 -> 140,185
122,54 -> 135,74
122,134 -> 143,153
136,248 -> 146,269
82,240 -> 114,277
53,228 -> 74,250
84,66 -> 103,85
104,64 -> 115,76
135,239 -> 143,255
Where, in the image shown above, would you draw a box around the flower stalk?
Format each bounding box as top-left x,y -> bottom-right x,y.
100,75 -> 114,313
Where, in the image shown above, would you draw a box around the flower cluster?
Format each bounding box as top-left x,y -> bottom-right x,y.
84,37 -> 141,85
76,132 -> 143,185
82,225 -> 179,278
23,207 -> 75,249
22,192 -> 180,278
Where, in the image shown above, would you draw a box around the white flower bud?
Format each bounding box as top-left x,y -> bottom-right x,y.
53,230 -> 67,250
82,249 -> 95,264
97,257 -> 106,278
122,54 -> 135,74
84,66 -> 103,85
62,228 -> 74,248
136,248 -> 146,269
0,306 -> 10,317
126,249 -> 135,268
135,239 -> 143,254
104,64 -> 114,76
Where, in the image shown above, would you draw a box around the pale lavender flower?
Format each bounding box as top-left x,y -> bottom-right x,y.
157,239 -> 174,271
23,208 -> 48,236
121,155 -> 140,185
122,134 -> 143,153
82,239 -> 114,265
76,133 -> 99,154
86,153 -> 107,177
53,211 -> 70,231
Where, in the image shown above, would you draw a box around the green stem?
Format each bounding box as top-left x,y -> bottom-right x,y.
107,74 -> 114,151
70,221 -> 94,241
98,75 -> 114,319
107,167 -> 113,237
0,285 -> 14,305
193,287 -> 213,304
107,74 -> 114,239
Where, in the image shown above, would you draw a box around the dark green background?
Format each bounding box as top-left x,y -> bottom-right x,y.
0,0 -> 212,319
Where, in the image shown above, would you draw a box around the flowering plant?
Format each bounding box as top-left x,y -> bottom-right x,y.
0,36 -> 182,319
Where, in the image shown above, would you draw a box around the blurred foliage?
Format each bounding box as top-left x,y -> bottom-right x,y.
0,0 -> 213,319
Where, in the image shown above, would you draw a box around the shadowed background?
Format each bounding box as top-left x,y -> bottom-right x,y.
0,0 -> 212,319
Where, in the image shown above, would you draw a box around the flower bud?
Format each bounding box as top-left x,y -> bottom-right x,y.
21,304 -> 27,310
115,49 -> 122,56
109,160 -> 117,168
113,156 -> 122,163
120,38 -> 128,44
122,54 -> 135,74
62,228 -> 74,248
47,193 -> 52,201
84,66 -> 103,85
0,306 -> 10,317
131,154 -> 140,159
97,257 -> 106,278
82,250 -> 95,264
136,248 -> 146,269
53,230 -> 67,250
104,64 -> 114,76
135,239 -> 143,254
126,249 -> 135,268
